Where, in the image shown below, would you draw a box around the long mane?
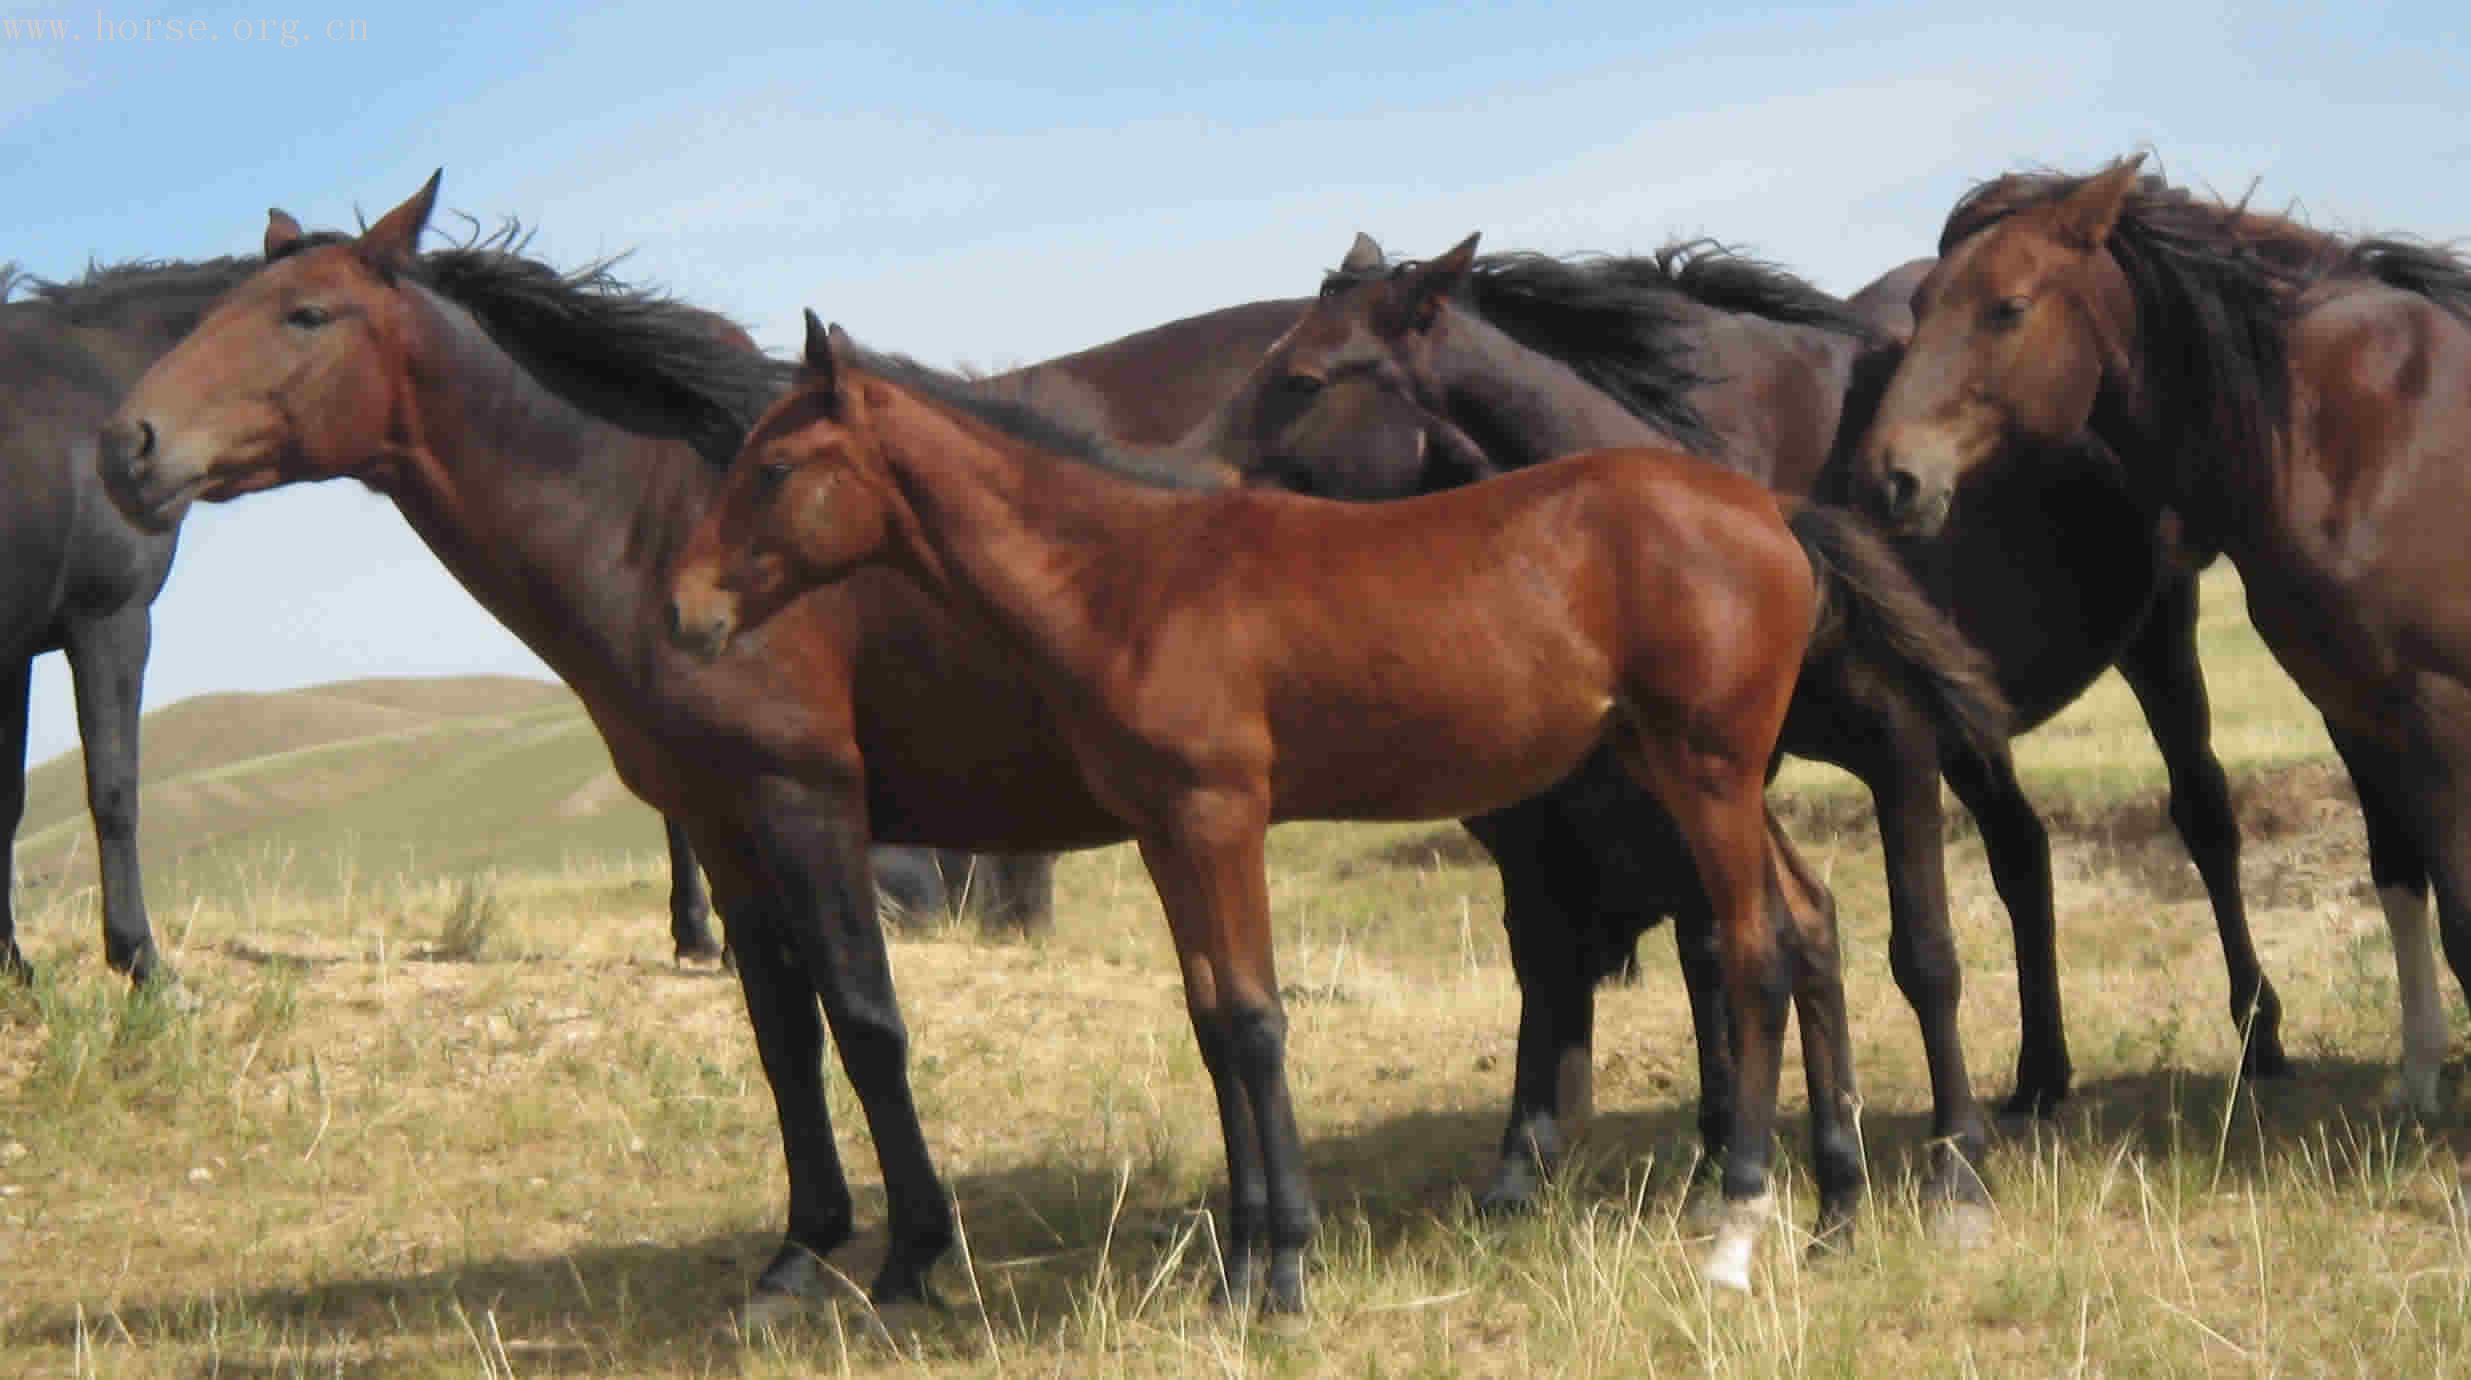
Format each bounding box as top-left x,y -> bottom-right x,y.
1331,241 -> 1872,457
404,226 -> 793,468
1941,169 -> 2471,536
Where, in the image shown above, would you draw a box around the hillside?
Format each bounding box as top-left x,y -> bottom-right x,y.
17,675 -> 669,902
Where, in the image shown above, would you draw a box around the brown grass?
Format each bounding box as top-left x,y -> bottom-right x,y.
1,570 -> 2465,1376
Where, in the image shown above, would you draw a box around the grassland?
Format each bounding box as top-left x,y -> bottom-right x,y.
2,568 -> 2466,1377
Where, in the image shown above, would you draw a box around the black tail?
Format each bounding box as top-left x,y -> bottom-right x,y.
1786,502 -> 2009,768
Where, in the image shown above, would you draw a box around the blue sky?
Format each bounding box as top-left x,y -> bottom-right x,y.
3,0 -> 2466,762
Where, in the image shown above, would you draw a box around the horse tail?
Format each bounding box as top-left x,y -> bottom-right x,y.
1786,501 -> 2010,769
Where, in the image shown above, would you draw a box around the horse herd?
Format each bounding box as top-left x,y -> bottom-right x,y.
8,152 -> 2469,1321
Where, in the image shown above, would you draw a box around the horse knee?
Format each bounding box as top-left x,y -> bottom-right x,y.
86,778 -> 138,844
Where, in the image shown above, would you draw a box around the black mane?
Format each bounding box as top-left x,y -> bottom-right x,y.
1331,241 -> 1872,457
854,346 -> 1221,492
407,226 -> 792,469
1939,169 -> 2463,538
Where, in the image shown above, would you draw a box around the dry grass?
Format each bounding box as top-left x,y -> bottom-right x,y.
2,570 -> 2466,1376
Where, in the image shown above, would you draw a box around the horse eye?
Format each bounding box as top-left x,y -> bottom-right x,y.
754,461 -> 794,497
286,304 -> 332,330
1279,373 -> 1326,399
1989,295 -> 2032,326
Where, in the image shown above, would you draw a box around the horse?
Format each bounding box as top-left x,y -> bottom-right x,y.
1855,157 -> 2471,1142
0,246 -> 1042,970
1198,230 -> 2274,1219
88,173 -> 1364,1324
664,305 -> 2012,1305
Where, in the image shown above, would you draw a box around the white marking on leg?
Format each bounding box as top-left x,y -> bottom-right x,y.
2385,885 -> 2447,1118
1700,1189 -> 1773,1294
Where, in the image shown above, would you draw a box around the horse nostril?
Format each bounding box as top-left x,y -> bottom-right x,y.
665,598 -> 688,640
1881,467 -> 1920,518
134,420 -> 156,460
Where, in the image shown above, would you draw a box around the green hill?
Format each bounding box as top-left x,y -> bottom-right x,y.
18,676 -> 671,903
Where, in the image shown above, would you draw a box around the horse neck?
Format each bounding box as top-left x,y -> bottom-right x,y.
1436,307 -> 1679,465
871,388 -> 1169,679
2086,256 -> 2278,555
65,272 -> 257,382
383,289 -> 706,678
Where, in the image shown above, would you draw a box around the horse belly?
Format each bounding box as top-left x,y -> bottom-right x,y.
1265,687 -> 1611,822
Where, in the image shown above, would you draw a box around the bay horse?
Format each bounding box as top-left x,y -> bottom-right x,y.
666,311 -> 2005,1306
1200,230 -> 2274,1218
1855,157 -> 2471,1142
88,173 -> 1319,1322
0,252 -> 727,973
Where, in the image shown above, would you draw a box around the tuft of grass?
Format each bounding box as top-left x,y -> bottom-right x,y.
431,875 -> 505,962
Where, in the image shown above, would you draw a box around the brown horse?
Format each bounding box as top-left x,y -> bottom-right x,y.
1854,157 -> 2471,1139
1201,231 -> 2273,1220
668,311 -> 2000,1305
94,174 -> 1272,1321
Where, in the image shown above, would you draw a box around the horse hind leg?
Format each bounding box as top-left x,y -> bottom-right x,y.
2329,727 -> 2442,1119
1609,720 -> 1792,1293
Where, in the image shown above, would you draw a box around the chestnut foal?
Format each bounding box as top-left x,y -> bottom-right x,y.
670,314 -> 1861,1307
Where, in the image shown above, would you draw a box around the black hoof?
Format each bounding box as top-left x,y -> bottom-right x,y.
1474,1158 -> 1545,1218
1211,1252 -> 1260,1311
672,938 -> 729,966
2240,1040 -> 2293,1082
1260,1251 -> 1306,1316
869,1252 -> 947,1310
1998,1077 -> 2068,1122
0,945 -> 32,986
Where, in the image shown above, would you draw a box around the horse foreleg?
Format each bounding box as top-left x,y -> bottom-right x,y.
1141,791 -> 1312,1314
2118,575 -> 2287,1078
62,608 -> 163,987
0,656 -> 28,983
1942,744 -> 2071,1118
1770,810 -> 1863,1250
748,778 -> 954,1306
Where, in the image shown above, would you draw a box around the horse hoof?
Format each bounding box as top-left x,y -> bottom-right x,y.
732,1288 -> 809,1338
1678,1179 -> 1727,1237
1697,1191 -> 1772,1294
0,948 -> 34,986
143,971 -> 200,1013
1927,1200 -> 1996,1250
673,943 -> 728,967
2385,1070 -> 2444,1123
1474,1159 -> 1543,1217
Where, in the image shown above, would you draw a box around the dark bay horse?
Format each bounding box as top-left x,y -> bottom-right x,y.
666,315 -> 1987,1304
1200,231 -> 2277,1215
0,247 -> 907,970
89,174 -> 1310,1321
1856,157 -> 2471,1137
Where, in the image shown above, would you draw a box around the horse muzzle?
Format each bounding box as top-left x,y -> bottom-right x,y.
95,416 -> 198,531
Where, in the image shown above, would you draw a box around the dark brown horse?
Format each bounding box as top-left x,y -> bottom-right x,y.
0,249 -> 724,975
1200,231 -> 2278,1218
668,312 -> 1986,1304
1856,158 -> 2471,1138
95,177 -> 1158,1319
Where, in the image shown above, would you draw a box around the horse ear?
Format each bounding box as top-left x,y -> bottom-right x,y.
358,169 -> 442,271
264,209 -> 304,258
802,310 -> 863,413
1340,232 -> 1385,275
1388,232 -> 1481,334
2054,155 -> 2145,250
802,308 -> 834,373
